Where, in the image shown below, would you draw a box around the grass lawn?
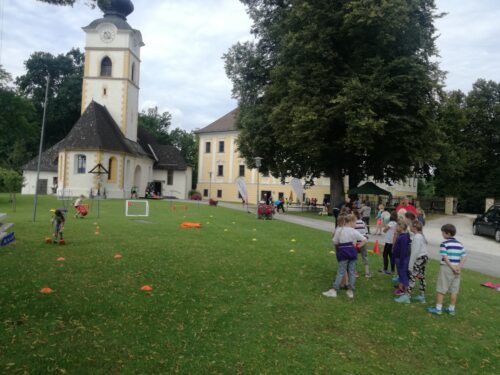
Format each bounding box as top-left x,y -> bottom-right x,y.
0,195 -> 499,374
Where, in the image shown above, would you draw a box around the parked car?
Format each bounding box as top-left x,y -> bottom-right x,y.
473,205 -> 500,242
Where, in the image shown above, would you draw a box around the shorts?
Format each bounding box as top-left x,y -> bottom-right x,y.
436,265 -> 461,295
360,244 -> 368,265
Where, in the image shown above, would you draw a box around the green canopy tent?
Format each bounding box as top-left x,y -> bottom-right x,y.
349,182 -> 391,196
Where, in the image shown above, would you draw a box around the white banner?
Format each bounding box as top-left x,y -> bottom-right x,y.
235,177 -> 249,203
290,178 -> 304,201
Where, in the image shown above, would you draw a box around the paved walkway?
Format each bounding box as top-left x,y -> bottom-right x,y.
218,202 -> 500,278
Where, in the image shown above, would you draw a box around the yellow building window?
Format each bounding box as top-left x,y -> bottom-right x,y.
108,157 -> 117,182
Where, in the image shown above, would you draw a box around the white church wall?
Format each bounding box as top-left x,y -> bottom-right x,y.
22,171 -> 58,195
152,168 -> 192,200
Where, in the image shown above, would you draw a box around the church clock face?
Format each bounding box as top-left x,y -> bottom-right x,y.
100,29 -> 116,43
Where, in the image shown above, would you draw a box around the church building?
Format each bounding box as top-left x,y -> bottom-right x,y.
22,0 -> 192,199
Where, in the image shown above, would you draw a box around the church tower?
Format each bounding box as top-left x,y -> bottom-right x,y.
81,0 -> 144,142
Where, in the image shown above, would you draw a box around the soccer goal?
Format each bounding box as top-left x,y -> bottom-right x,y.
125,200 -> 150,217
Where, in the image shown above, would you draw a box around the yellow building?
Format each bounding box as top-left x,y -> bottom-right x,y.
196,110 -> 418,204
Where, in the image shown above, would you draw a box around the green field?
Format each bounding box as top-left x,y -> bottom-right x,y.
0,195 -> 499,374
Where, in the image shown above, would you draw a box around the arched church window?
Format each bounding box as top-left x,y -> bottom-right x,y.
108,157 -> 117,182
100,56 -> 112,77
131,62 -> 136,82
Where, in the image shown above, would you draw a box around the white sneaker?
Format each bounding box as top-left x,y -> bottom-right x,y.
346,289 -> 354,299
322,289 -> 337,298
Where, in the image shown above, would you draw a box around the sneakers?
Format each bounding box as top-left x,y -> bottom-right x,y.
443,307 -> 456,316
385,270 -> 393,275
346,289 -> 354,299
322,289 -> 337,298
411,295 -> 426,304
427,307 -> 442,315
394,289 -> 404,296
378,269 -> 385,273
394,294 -> 411,304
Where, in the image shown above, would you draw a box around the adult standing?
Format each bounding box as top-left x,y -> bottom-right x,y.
395,197 -> 417,216
360,201 -> 372,234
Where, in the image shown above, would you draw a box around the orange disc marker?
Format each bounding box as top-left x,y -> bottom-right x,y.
57,257 -> 65,262
114,254 -> 123,259
96,226 -> 100,230
141,285 -> 153,291
95,232 -> 100,235
40,287 -> 54,294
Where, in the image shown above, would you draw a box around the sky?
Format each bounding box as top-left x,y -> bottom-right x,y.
0,0 -> 499,131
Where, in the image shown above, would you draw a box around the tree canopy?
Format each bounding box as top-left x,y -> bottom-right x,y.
433,80 -> 500,212
225,0 -> 443,205
16,48 -> 84,147
36,0 -> 96,6
0,66 -> 38,171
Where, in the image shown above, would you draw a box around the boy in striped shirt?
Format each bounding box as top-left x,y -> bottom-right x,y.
428,224 -> 466,316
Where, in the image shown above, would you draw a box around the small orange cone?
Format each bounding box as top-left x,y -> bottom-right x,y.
40,287 -> 54,294
95,231 -> 100,236
59,239 -> 65,246
45,237 -> 52,244
373,240 -> 381,254
141,285 -> 153,291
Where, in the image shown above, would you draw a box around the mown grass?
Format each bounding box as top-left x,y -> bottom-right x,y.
0,195 -> 499,374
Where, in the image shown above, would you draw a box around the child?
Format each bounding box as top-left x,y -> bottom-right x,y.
395,220 -> 428,303
379,211 -> 398,274
74,195 -> 85,218
323,214 -> 367,299
52,209 -> 65,243
374,204 -> 384,235
428,224 -> 466,316
353,209 -> 371,278
392,221 -> 411,297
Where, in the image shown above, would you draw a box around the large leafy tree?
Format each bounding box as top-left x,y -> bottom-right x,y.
16,48 -> 84,146
138,106 -> 172,145
0,66 -> 38,171
225,0 -> 443,206
36,0 -> 96,6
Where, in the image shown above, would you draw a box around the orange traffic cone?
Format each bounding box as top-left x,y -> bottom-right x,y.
373,240 -> 381,254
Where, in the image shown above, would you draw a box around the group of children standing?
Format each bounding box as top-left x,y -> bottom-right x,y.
323,205 -> 467,316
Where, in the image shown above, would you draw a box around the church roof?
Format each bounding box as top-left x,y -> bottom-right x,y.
83,16 -> 134,31
58,101 -> 145,155
137,127 -> 189,171
153,145 -> 188,171
22,141 -> 61,172
196,109 -> 237,134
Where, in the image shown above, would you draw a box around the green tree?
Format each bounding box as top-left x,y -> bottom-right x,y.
0,65 -> 12,89
225,0 -> 443,206
0,67 -> 39,171
138,107 -> 172,145
169,128 -> 199,188
16,48 -> 84,146
0,168 -> 24,211
36,0 -> 97,6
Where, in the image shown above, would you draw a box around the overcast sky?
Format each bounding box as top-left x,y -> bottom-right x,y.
1,0 -> 499,131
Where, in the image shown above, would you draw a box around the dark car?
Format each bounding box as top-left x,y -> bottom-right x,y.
473,205 -> 500,242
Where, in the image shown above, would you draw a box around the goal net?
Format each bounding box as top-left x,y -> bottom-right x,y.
125,200 -> 150,217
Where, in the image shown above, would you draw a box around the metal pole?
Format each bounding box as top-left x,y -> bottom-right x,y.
256,169 -> 260,219
32,74 -> 50,222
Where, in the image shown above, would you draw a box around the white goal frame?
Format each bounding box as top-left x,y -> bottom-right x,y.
125,200 -> 150,217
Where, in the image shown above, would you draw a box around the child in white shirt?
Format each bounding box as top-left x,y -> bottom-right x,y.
323,214 -> 367,299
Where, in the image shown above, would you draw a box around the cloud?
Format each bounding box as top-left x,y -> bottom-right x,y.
2,0 -> 499,131
435,0 -> 500,92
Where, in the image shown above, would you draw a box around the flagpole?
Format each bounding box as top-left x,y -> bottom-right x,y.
32,74 -> 50,222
